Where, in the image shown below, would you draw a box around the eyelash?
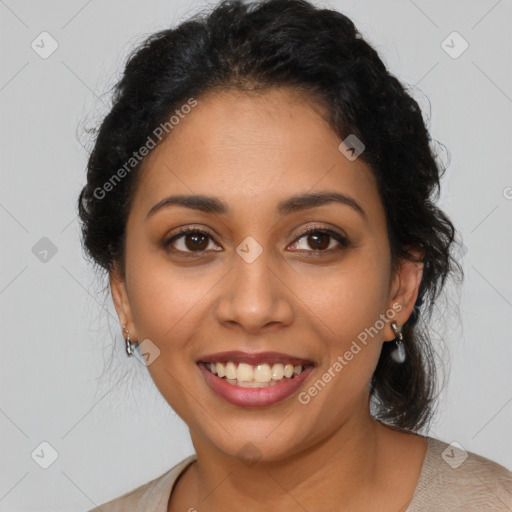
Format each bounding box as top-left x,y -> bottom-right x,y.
163,225 -> 350,257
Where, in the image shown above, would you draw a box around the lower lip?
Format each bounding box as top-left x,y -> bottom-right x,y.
198,363 -> 314,407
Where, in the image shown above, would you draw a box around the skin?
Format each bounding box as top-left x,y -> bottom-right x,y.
110,87 -> 426,511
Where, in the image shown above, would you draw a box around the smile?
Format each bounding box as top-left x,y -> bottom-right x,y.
196,351 -> 315,407
203,361 -> 310,387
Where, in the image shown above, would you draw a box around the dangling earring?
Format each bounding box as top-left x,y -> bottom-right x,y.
123,324 -> 134,357
390,321 -> 406,363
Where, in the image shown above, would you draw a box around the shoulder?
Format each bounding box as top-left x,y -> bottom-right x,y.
408,436 -> 512,511
87,454 -> 197,512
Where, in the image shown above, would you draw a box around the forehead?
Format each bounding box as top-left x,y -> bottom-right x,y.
130,87 -> 381,220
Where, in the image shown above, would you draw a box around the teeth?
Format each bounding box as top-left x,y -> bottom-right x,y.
254,364 -> 271,382
205,361 -> 306,385
271,364 -> 284,380
225,361 -> 237,380
215,362 -> 226,378
237,363 -> 254,381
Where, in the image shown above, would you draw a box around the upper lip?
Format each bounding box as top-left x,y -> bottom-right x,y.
197,351 -> 315,367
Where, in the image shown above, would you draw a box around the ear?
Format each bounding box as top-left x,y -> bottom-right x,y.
109,264 -> 138,342
383,252 -> 423,342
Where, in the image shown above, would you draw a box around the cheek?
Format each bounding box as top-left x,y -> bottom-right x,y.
126,256 -> 217,350
123,253 -> 216,418
287,264 -> 390,449
295,248 -> 391,336
294,250 -> 391,396
126,234 -> 391,355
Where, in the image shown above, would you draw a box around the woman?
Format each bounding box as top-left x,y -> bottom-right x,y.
78,0 -> 512,510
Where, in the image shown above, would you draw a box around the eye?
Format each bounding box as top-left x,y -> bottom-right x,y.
288,226 -> 350,254
163,227 -> 222,255
163,225 -> 350,257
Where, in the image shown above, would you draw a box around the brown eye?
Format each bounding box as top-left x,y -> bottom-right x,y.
289,227 -> 350,254
164,228 -> 221,254
306,232 -> 330,250
183,232 -> 209,251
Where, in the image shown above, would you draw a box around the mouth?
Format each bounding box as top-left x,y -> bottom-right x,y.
196,351 -> 315,407
197,360 -> 313,387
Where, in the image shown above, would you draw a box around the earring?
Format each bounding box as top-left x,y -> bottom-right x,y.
123,324 -> 134,357
390,321 -> 406,363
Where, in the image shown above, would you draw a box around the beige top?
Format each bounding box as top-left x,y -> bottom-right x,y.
89,436 -> 512,511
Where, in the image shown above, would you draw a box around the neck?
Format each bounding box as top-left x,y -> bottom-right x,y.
184,406 -> 383,511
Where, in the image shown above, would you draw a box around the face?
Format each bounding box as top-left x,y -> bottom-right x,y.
111,87 -> 421,462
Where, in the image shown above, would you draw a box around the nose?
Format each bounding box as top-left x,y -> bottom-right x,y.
214,248 -> 294,335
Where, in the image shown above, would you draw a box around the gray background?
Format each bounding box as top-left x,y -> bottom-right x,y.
1,0 -> 511,510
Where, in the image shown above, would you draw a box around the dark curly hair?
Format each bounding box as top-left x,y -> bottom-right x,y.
78,0 -> 460,431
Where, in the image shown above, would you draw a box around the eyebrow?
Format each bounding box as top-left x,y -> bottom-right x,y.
146,191 -> 366,219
